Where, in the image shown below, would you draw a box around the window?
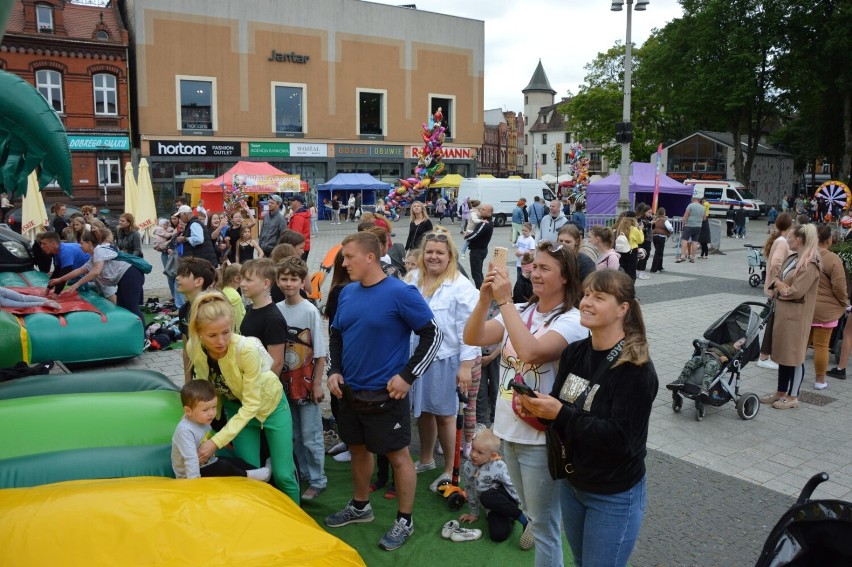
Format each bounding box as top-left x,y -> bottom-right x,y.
524,134 -> 528,145
357,89 -> 385,137
97,156 -> 121,186
429,95 -> 455,139
525,95 -> 528,104
542,155 -> 547,165
35,70 -> 63,112
565,133 -> 571,143
542,133 -> 547,144
36,4 -> 53,33
96,30 -> 109,41
177,76 -> 216,131
93,73 -> 117,115
272,83 -> 305,134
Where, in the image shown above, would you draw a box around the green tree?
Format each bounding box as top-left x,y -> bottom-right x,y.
640,0 -> 784,186
772,0 -> 852,184
559,43 -> 662,170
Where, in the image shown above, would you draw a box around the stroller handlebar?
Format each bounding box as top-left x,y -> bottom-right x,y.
797,472 -> 830,504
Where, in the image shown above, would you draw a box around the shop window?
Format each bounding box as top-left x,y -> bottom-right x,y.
93,73 -> 117,116
36,4 -> 53,33
35,69 -> 63,112
272,83 -> 305,135
429,95 -> 454,139
97,156 -> 121,186
177,76 -> 216,132
357,89 -> 385,137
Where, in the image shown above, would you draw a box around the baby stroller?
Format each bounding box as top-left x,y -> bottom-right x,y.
670,301 -> 772,422
746,244 -> 766,287
755,472 -> 852,566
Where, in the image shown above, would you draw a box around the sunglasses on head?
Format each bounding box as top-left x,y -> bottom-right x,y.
425,232 -> 449,242
538,240 -> 565,254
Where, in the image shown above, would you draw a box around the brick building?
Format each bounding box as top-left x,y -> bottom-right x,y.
1,0 -> 130,207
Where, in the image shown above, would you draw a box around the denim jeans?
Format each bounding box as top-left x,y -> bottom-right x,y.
289,399 -> 327,489
310,218 -> 319,235
560,476 -> 647,567
503,441 -> 564,567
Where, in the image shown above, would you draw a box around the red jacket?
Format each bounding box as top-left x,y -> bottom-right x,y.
289,207 -> 311,251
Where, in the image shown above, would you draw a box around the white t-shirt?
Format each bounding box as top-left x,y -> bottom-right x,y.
276,299 -> 327,375
492,303 -> 588,445
515,235 -> 536,257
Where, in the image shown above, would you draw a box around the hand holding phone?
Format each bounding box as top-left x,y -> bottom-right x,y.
510,380 -> 537,397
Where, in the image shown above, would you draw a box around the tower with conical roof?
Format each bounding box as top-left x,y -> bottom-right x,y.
523,60 -> 556,177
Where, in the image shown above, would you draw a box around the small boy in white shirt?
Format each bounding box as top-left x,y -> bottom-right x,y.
514,222 -> 536,277
171,380 -> 271,480
460,200 -> 482,257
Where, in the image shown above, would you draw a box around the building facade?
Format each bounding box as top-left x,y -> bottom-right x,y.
1,0 -> 131,207
122,0 -> 483,213
661,131 -> 795,208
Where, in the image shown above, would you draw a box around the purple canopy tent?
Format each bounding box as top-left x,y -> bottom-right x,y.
585,163 -> 693,214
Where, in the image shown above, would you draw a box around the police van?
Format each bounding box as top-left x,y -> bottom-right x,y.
684,179 -> 766,219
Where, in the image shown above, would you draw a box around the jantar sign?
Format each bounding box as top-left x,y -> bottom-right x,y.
149,141 -> 241,157
268,50 -> 310,64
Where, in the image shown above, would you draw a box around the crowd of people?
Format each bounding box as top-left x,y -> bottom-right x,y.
18,187 -> 852,564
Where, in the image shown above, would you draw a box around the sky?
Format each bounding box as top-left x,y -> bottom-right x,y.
366,0 -> 685,111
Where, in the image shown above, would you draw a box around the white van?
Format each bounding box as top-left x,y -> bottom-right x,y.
457,179 -> 556,227
684,179 -> 766,219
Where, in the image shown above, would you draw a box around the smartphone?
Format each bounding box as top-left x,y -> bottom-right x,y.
510,380 -> 537,397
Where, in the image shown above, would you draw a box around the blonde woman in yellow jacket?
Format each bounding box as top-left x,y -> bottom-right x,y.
614,214 -> 644,281
187,290 -> 299,503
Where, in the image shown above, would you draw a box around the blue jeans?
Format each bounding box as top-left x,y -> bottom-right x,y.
503,441 -> 564,567
560,476 -> 647,567
289,399 -> 327,489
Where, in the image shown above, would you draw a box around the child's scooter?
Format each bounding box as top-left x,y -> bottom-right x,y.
437,387 -> 468,510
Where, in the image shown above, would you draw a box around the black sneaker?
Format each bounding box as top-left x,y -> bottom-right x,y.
827,367 -> 847,379
665,381 -> 685,391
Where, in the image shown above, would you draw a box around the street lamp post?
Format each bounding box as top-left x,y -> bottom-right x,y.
611,0 -> 648,213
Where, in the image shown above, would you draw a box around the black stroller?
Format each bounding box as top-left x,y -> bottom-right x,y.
670,301 -> 772,421
755,472 -> 852,566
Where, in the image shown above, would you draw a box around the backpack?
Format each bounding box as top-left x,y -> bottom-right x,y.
615,232 -> 631,253
109,245 -> 153,274
235,335 -> 274,373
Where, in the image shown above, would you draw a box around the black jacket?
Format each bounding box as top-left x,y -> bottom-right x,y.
549,338 -> 658,494
465,219 -> 493,250
182,218 -> 218,266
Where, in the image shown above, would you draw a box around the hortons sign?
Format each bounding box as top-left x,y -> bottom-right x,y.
149,141 -> 241,157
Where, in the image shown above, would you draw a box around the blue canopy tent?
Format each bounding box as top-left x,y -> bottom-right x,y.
586,163 -> 693,215
317,173 -> 393,220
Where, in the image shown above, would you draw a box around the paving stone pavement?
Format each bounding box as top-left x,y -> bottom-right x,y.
76,223 -> 852,565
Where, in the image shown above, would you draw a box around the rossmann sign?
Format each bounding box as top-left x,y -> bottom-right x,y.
149,141 -> 241,157
408,146 -> 476,160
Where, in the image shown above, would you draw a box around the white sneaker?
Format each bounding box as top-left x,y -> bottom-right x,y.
815,381 -> 828,390
441,520 -> 459,539
757,358 -> 779,370
637,272 -> 650,280
450,527 -> 482,542
333,450 -> 352,462
429,473 -> 452,493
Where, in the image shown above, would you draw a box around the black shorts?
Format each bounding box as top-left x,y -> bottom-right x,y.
681,226 -> 701,242
337,393 -> 411,455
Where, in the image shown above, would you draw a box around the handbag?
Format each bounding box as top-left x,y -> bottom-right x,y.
163,252 -> 179,278
511,308 -> 548,431
545,339 -> 624,480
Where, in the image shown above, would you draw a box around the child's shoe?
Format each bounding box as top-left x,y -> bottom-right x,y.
441,520 -> 459,539
383,484 -> 397,499
450,527 -> 482,542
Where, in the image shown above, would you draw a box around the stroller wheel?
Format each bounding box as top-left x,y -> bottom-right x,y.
672,395 -> 682,413
736,392 -> 760,420
749,273 -> 762,288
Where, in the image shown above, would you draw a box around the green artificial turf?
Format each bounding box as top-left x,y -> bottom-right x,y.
301,456 -> 576,566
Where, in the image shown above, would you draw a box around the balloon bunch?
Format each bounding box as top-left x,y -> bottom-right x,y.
222,178 -> 249,216
565,143 -> 591,192
390,107 -> 446,208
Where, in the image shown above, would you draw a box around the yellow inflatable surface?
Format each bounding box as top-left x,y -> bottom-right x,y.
0,476 -> 365,567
